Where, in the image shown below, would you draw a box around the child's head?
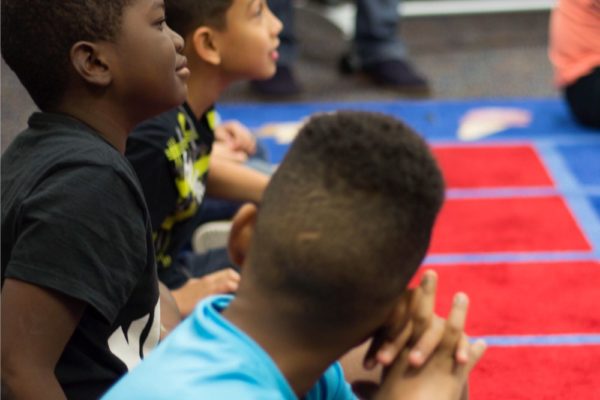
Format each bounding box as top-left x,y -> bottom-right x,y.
2,0 -> 188,115
235,111 -> 444,331
166,0 -> 282,81
166,0 -> 234,34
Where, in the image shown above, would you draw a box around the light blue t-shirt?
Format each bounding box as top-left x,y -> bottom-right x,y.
103,295 -> 356,399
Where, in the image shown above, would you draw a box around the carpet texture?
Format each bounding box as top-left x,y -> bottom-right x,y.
219,97 -> 600,399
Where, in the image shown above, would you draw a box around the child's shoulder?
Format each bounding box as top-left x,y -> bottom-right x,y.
2,112 -> 141,203
10,112 -> 126,165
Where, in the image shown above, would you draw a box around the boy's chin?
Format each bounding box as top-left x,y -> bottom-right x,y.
171,86 -> 189,108
145,86 -> 188,120
255,68 -> 278,81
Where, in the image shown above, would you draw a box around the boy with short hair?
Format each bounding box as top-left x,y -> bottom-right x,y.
125,0 -> 281,315
104,111 -> 486,399
1,0 -> 189,398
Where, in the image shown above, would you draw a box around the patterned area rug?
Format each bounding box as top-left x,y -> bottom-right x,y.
219,97 -> 600,399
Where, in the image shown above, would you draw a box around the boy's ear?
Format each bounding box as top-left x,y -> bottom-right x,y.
70,41 -> 112,87
228,203 -> 258,267
191,27 -> 221,66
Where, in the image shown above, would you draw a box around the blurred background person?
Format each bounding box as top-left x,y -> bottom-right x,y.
252,0 -> 429,96
549,0 -> 600,128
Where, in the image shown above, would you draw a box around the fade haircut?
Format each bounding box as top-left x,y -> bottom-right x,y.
165,0 -> 234,38
249,111 -> 445,326
1,0 -> 134,110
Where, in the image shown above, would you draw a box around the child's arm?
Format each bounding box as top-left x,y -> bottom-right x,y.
374,293 -> 486,400
207,158 -> 269,204
1,278 -> 85,400
159,281 -> 182,339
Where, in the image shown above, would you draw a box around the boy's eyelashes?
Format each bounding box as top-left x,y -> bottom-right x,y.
154,17 -> 167,30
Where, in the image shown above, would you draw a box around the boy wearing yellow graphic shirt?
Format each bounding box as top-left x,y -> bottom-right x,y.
126,0 -> 281,316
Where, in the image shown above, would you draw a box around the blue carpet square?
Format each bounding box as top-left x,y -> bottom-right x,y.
557,144 -> 600,185
591,196 -> 600,219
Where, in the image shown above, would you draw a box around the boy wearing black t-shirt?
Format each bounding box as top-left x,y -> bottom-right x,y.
126,0 -> 280,316
1,0 -> 189,398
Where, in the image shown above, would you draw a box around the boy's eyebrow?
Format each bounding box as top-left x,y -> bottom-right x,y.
151,0 -> 166,11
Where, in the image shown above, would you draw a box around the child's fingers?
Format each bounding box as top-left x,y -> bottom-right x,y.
465,339 -> 487,372
405,270 -> 439,366
369,271 -> 440,368
407,315 -> 444,366
441,293 -> 469,351
227,121 -> 257,153
455,334 -> 470,364
364,271 -> 443,369
363,291 -> 413,369
363,329 -> 386,369
370,321 -> 413,367
410,270 -> 438,338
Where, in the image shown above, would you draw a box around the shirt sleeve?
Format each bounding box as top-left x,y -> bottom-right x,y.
4,164 -> 149,323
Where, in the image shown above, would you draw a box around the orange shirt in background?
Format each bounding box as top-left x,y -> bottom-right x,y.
549,0 -> 600,87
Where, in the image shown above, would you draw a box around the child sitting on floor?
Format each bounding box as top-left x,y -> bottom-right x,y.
1,0 -> 189,398
125,0 -> 283,316
105,111 -> 486,399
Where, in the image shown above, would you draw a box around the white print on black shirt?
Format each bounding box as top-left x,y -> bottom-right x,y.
107,301 -> 161,370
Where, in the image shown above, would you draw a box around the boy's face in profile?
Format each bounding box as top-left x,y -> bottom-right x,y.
108,0 -> 189,118
214,0 -> 282,81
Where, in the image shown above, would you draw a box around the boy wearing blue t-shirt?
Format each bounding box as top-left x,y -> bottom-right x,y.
105,111 -> 486,399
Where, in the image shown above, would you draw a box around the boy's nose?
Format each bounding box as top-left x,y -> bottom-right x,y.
269,10 -> 283,36
168,24 -> 185,53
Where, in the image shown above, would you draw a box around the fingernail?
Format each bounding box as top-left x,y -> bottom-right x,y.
378,349 -> 393,364
422,272 -> 431,285
454,293 -> 468,306
410,350 -> 423,365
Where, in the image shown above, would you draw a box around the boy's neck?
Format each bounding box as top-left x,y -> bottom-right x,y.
54,94 -> 135,154
222,289 -> 358,397
185,63 -> 230,120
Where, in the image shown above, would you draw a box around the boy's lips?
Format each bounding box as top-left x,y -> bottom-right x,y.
176,56 -> 190,79
270,50 -> 279,61
270,41 -> 280,61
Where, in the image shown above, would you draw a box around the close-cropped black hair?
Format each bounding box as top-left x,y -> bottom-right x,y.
165,0 -> 234,38
249,111 -> 445,326
1,0 -> 134,110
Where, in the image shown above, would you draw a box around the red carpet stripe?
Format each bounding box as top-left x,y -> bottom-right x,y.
470,346 -> 600,400
412,262 -> 600,335
429,196 -> 592,254
433,144 -> 554,189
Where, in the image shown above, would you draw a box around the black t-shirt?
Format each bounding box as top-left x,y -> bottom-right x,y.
1,112 -> 160,399
126,103 -> 215,288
